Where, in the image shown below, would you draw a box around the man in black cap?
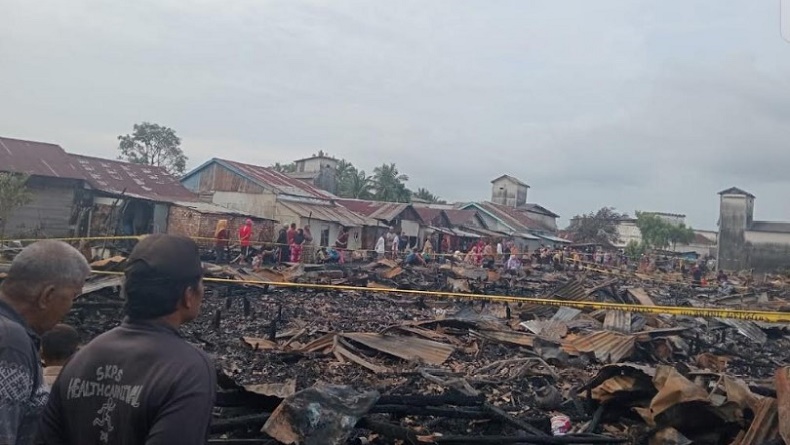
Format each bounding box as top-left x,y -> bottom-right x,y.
39,235 -> 216,445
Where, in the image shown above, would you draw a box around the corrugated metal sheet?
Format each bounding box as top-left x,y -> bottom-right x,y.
172,201 -> 276,219
737,397 -> 778,445
217,158 -> 333,199
776,366 -> 790,444
74,155 -> 197,202
414,207 -> 443,225
335,199 -> 410,222
79,276 -> 123,296
0,136 -> 85,179
474,201 -> 550,232
603,311 -> 633,333
564,331 -> 636,363
552,307 -> 582,322
341,332 -> 454,365
278,199 -> 369,227
718,319 -> 768,345
444,209 -> 479,226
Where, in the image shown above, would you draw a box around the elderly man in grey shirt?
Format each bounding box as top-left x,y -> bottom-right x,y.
0,240 -> 90,445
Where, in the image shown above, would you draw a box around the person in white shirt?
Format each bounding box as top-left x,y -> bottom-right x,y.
375,235 -> 386,258
391,234 -> 400,258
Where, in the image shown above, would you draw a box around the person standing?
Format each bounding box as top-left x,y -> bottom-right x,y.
214,220 -> 230,264
238,219 -> 253,263
335,227 -> 349,264
0,240 -> 90,445
391,231 -> 400,259
290,228 -> 305,262
39,234 -> 216,445
275,226 -> 289,264
375,234 -> 386,258
301,226 -> 315,264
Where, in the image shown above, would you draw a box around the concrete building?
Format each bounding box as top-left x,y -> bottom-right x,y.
717,187 -> 790,272
288,152 -> 339,195
613,212 -> 687,248
491,175 -> 529,208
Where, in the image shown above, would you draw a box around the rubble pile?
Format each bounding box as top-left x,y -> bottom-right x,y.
56,258 -> 790,444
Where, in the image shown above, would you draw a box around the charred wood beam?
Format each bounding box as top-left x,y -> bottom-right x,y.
481,402 -> 547,437
210,414 -> 270,434
360,418 -> 626,444
369,405 -> 488,419
376,394 -> 484,407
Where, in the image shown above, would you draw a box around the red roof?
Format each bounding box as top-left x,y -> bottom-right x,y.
0,136 -> 85,180
476,201 -> 550,232
444,209 -> 480,227
335,199 -> 410,221
414,207 -> 443,224
73,155 -> 197,202
217,159 -> 333,199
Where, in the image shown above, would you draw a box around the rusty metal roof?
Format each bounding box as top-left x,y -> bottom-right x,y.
564,331 -> 636,363
443,209 -> 481,227
210,158 -> 334,199
335,199 -> 411,222
341,332 -> 454,365
278,198 -> 370,227
0,136 -> 85,180
465,201 -> 551,233
73,155 -> 197,203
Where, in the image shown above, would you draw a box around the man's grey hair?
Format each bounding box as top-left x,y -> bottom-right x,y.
1,240 -> 91,298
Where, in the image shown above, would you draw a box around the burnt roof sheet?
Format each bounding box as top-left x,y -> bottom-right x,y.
0,136 -> 85,180
73,155 -> 197,202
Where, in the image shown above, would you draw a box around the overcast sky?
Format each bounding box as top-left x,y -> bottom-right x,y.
2,0 -> 789,229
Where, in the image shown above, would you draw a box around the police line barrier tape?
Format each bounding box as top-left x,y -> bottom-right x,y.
89,270 -> 790,323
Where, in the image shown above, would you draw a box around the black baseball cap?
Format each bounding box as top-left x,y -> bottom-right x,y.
125,234 -> 203,282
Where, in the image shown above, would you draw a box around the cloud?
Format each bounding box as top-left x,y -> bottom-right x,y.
1,0 -> 789,228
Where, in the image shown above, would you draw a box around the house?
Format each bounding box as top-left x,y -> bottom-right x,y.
167,201 -> 277,248
334,199 -> 423,249
287,152 -> 339,195
460,201 -> 567,250
72,154 -> 199,237
0,137 -> 87,238
413,206 -> 455,250
181,158 -> 363,250
717,187 -> 790,272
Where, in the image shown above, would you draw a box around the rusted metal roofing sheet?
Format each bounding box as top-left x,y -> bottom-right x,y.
776,366 -> 790,444
443,209 -> 480,226
603,311 -> 633,333
74,155 -> 197,202
414,207 -> 443,224
564,331 -> 636,363
217,158 -> 333,199
0,136 -> 85,180
335,199 -> 410,222
737,397 -> 778,445
474,201 -> 550,232
718,319 -> 768,345
278,199 -> 370,227
341,332 -> 454,365
172,201 -> 277,220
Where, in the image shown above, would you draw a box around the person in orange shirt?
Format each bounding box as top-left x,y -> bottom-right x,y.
239,219 -> 253,263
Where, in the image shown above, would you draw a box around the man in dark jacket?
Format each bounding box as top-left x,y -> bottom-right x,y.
39,235 -> 216,445
0,241 -> 90,445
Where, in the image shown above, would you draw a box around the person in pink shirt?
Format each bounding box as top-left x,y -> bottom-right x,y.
238,219 -> 253,263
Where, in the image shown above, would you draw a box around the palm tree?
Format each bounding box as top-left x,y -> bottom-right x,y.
347,169 -> 374,199
413,187 -> 442,203
373,163 -> 410,202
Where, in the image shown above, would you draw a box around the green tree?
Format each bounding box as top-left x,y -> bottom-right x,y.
372,163 -> 410,202
118,122 -> 187,175
0,173 -> 33,239
636,212 -> 695,250
413,187 -> 444,203
271,162 -> 296,173
567,207 -> 627,245
624,240 -> 647,259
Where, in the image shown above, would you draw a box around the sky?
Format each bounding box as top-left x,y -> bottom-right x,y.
2,0 -> 790,229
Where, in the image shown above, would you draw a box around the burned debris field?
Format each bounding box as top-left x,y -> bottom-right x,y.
54,258 -> 790,445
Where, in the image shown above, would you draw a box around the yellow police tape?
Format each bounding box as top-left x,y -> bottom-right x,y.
89,270 -> 790,323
